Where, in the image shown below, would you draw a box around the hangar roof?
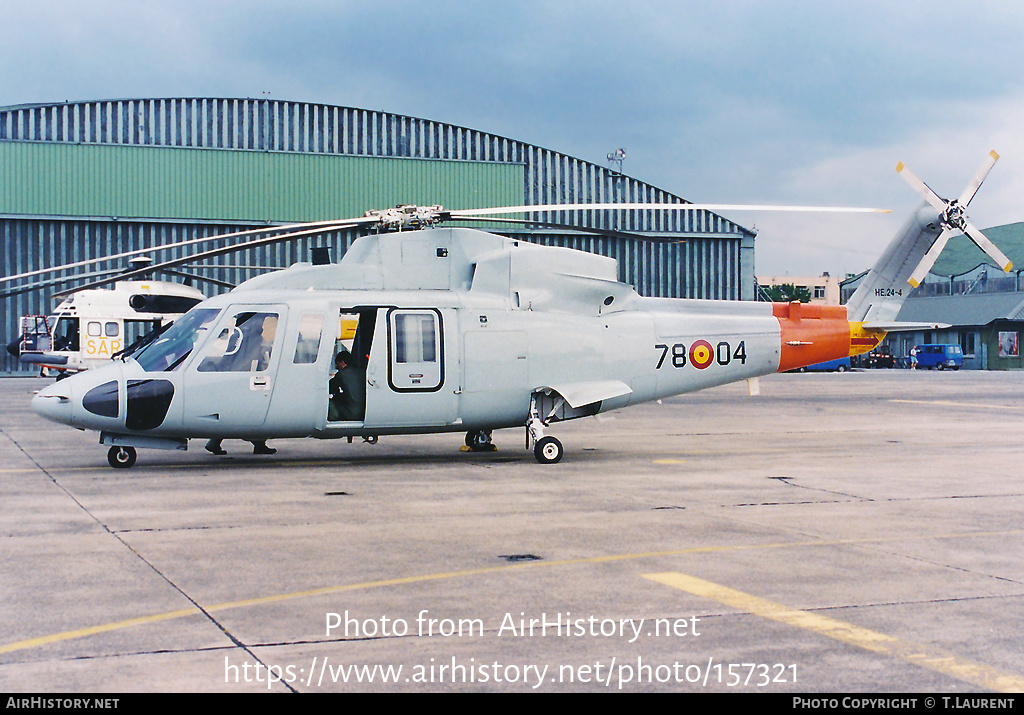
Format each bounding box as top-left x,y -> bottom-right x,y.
928,222 -> 1024,278
896,291 -> 1024,326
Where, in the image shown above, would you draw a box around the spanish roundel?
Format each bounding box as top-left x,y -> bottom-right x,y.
689,340 -> 714,369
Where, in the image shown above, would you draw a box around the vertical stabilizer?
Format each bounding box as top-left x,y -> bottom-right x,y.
845,204 -> 940,323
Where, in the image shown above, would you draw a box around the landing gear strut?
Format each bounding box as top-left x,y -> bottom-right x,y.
527,394 -> 563,464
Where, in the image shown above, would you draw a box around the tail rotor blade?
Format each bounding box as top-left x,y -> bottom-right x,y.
958,150 -> 999,207
908,228 -> 954,288
896,162 -> 947,212
964,222 -> 1013,273
897,152 -> 1011,283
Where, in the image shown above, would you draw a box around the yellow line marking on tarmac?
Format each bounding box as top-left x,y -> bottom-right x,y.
644,571 -> 1024,693
3,529 -> 1022,657
0,609 -> 202,655
891,399 -> 1021,411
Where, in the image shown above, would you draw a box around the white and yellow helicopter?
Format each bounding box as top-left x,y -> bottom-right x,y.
27,153 -> 1011,468
7,277 -> 206,377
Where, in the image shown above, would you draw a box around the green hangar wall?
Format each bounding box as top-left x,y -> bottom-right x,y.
1,98 -> 756,373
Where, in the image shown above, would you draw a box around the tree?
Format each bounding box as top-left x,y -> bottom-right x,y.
758,283 -> 812,303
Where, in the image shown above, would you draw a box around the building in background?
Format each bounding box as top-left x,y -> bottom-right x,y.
757,273 -> 840,305
842,224 -> 1024,370
1,98 -> 756,373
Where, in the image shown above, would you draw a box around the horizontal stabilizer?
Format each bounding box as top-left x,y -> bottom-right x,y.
862,321 -> 951,332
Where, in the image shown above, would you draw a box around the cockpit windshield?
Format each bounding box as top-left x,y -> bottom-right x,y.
132,307 -> 221,372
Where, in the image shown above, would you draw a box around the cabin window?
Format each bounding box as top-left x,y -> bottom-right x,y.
293,313 -> 324,364
105,321 -> 119,337
394,313 -> 437,364
87,322 -> 102,337
387,309 -> 443,392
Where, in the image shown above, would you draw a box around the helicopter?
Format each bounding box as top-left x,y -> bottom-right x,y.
27,153 -> 1011,468
6,277 -> 206,377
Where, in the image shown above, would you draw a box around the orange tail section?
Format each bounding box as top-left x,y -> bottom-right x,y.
773,302 -> 852,372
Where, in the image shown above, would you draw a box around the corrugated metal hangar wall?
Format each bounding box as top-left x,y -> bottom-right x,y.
1,98 -> 756,373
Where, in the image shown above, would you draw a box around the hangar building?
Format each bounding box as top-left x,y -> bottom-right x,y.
1,98 -> 756,373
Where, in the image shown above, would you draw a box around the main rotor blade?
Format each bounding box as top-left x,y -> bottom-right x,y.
54,221 -> 367,296
895,163 -> 947,213
1,217 -> 372,286
451,202 -> 890,217
0,268 -> 124,300
908,228 -> 954,288
958,150 -> 1000,207
444,215 -> 675,243
156,269 -> 235,289
964,222 -> 1013,272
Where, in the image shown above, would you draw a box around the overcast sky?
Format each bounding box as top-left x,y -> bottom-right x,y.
3,0 -> 1023,277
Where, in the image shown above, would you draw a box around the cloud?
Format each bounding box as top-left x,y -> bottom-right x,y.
749,90 -> 1024,276
2,0 -> 1023,281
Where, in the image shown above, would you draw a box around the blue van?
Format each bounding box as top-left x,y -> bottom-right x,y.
794,356 -> 851,372
915,344 -> 963,370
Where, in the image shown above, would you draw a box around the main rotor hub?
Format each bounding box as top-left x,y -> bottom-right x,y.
364,204 -> 447,232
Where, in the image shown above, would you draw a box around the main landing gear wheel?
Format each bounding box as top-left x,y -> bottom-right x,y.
107,446 -> 137,469
534,436 -> 563,464
465,430 -> 495,452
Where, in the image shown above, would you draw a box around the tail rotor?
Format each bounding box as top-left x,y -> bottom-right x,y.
898,150 -> 1011,287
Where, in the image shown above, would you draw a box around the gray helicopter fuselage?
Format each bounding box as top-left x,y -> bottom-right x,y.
33,227 -> 786,448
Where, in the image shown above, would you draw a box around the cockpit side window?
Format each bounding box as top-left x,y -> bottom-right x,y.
133,307 -> 221,372
52,316 -> 80,352
197,311 -> 280,372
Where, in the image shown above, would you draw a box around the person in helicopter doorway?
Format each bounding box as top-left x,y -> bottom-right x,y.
329,349 -> 366,422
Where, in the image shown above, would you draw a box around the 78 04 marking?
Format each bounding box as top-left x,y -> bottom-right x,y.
655,341 -> 747,370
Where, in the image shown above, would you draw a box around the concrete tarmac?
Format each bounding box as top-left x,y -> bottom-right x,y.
1,370 -> 1022,693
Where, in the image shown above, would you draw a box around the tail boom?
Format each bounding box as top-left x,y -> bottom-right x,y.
772,302 -> 885,372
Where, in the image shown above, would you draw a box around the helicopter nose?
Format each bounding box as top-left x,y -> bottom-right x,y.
32,381 -> 74,426
33,364 -> 126,430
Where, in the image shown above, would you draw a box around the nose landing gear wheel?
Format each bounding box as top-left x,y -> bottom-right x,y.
107,446 -> 137,469
534,436 -> 563,464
